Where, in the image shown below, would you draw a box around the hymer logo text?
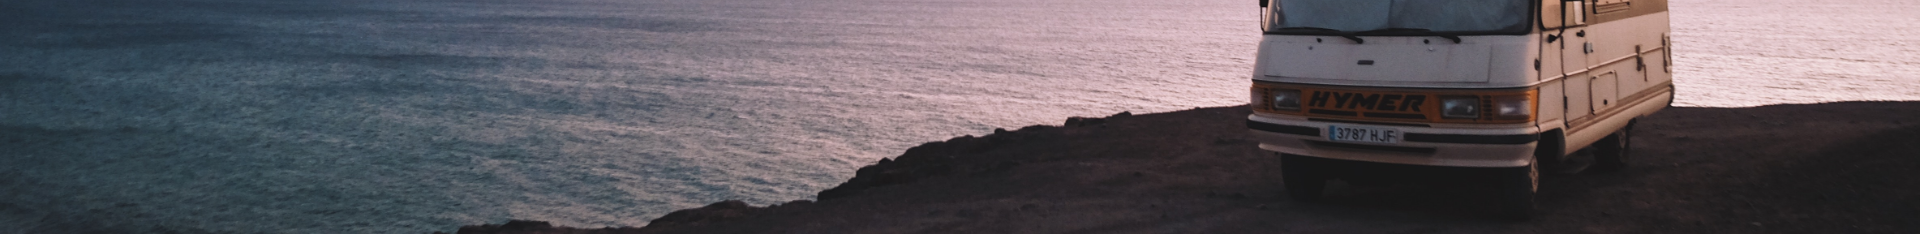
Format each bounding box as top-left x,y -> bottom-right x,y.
1308,91 -> 1426,112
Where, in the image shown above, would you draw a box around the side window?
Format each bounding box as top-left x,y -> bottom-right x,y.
1595,0 -> 1632,14
1543,0 -> 1587,29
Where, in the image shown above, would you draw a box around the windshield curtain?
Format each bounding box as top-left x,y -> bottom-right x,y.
1263,0 -> 1530,34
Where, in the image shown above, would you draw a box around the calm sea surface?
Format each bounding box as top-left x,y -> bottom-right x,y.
1,0 -> 1914,233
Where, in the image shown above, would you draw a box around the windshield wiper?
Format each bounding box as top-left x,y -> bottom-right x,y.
1356,28 -> 1462,44
1276,27 -> 1364,44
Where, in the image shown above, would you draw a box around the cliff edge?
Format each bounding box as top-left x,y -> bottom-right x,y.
447,102 -> 1920,234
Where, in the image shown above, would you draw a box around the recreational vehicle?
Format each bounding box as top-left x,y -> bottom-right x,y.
1246,0 -> 1671,219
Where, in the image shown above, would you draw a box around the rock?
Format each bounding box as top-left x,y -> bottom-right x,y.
498,220 -> 552,230
648,200 -> 764,227
1064,116 -> 1106,127
452,220 -> 558,234
946,135 -> 996,153
820,143 -> 961,200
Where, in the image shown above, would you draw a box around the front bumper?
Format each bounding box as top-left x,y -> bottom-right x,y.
1247,114 -> 1540,168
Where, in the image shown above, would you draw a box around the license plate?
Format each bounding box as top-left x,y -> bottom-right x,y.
1328,125 -> 1400,144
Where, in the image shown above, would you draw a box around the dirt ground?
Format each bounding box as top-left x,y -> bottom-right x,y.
449,102 -> 1920,234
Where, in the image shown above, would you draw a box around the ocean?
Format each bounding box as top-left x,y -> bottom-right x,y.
0,0 -> 1914,233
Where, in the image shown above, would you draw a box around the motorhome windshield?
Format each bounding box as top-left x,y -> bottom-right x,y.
1263,0 -> 1530,35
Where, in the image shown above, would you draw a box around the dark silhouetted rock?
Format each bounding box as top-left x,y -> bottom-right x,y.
1064,116 -> 1105,127
450,219 -> 635,234
498,220 -> 551,230
648,200 -> 764,227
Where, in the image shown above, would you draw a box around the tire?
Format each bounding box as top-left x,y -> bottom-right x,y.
1537,130 -> 1589,175
1281,154 -> 1326,202
1543,148 -> 1595,175
1590,123 -> 1634,172
1496,162 -> 1537,221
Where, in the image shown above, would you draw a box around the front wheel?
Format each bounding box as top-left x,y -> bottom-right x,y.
1281,154 -> 1326,202
1496,162 -> 1537,221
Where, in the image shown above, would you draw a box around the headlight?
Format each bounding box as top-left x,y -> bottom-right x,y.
1492,95 -> 1532,120
1270,89 -> 1301,110
1440,96 -> 1479,119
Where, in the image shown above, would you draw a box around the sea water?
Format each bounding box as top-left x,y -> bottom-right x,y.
1,0 -> 1914,233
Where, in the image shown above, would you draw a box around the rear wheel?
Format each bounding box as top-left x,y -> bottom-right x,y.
1590,123 -> 1635,172
1496,162 -> 1537,221
1281,154 -> 1326,202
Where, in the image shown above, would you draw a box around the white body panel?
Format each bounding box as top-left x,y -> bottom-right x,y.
1256,36 -> 1538,88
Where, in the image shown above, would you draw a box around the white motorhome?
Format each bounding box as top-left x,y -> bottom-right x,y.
1245,0 -> 1671,219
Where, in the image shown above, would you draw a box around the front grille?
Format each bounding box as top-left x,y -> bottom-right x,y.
1308,109 -> 1358,116
1362,112 -> 1426,119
